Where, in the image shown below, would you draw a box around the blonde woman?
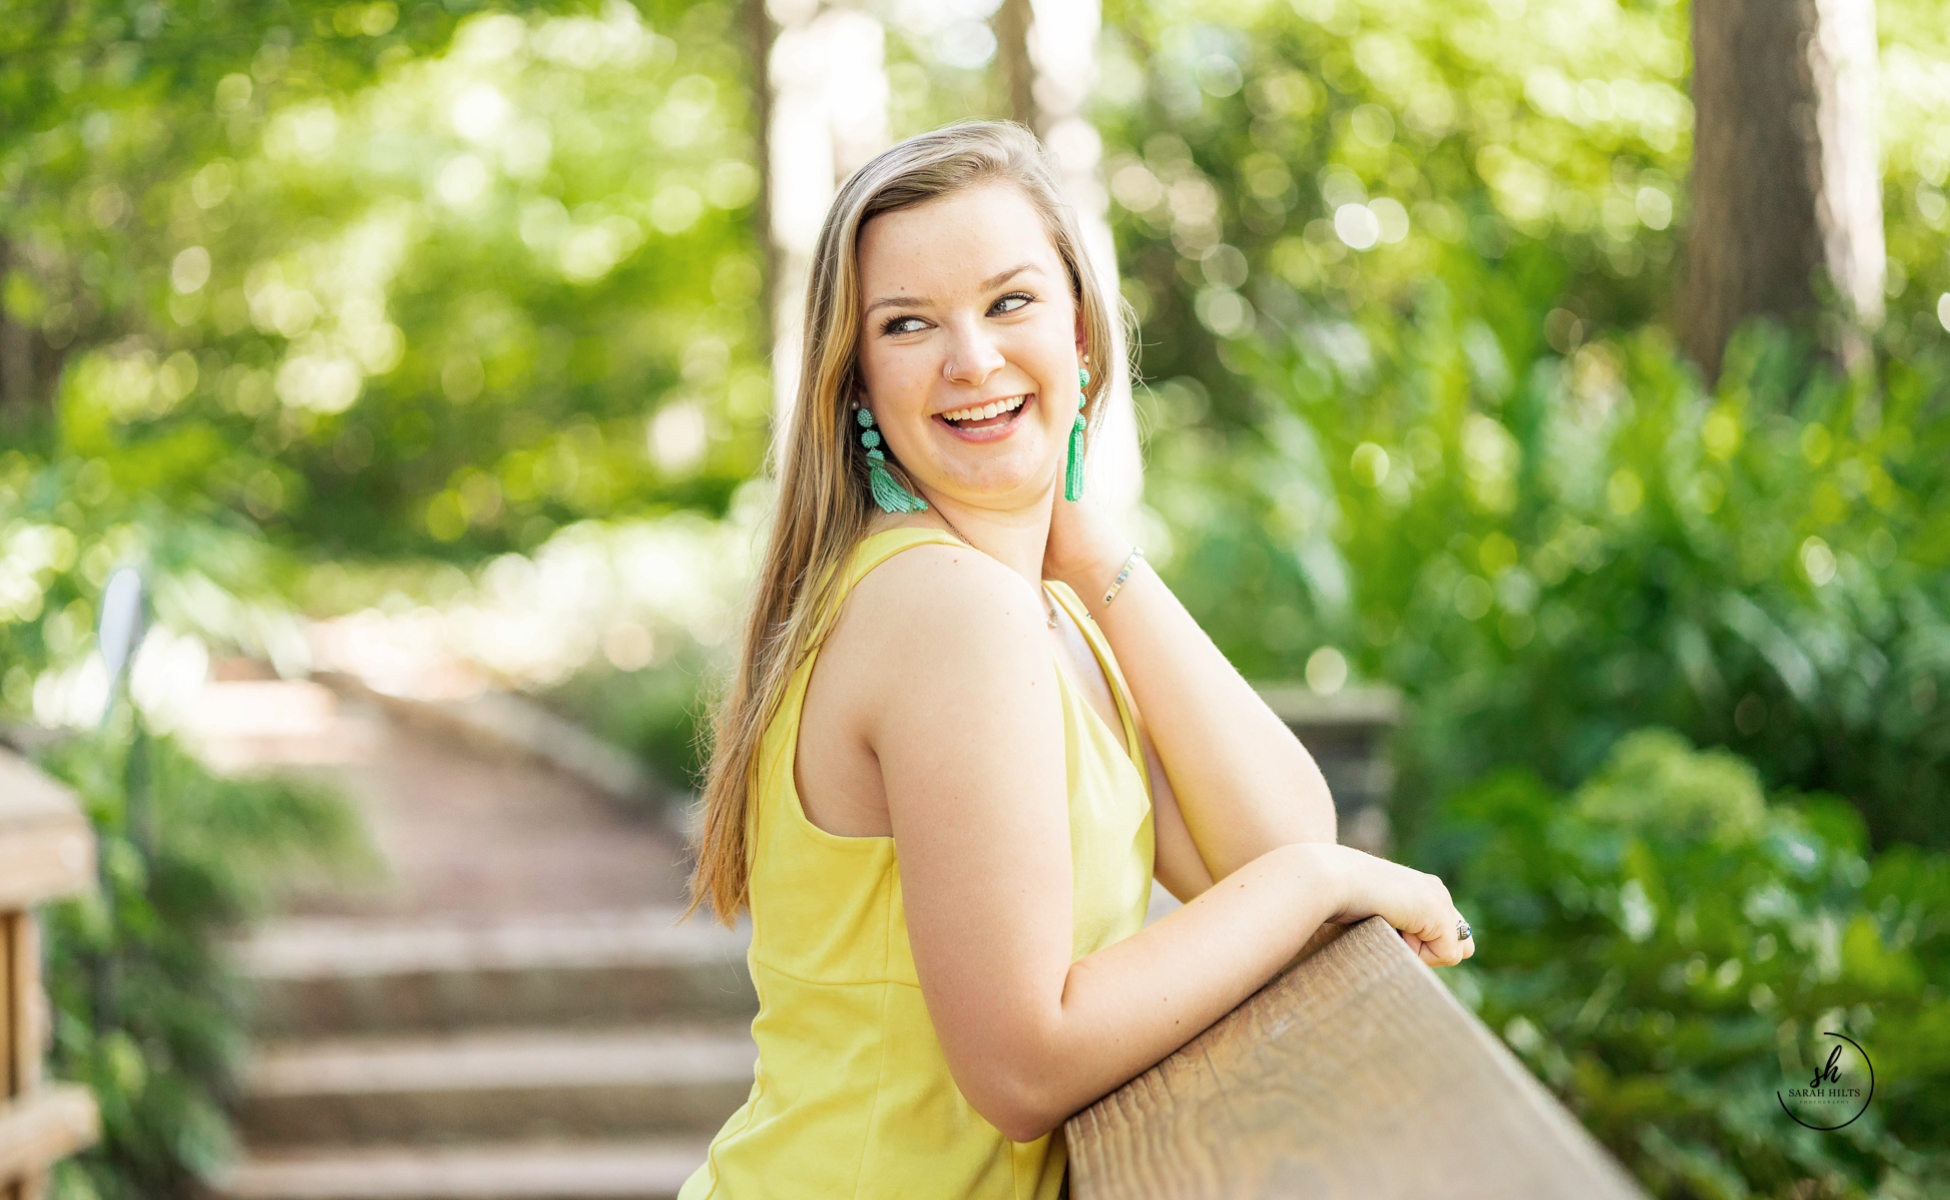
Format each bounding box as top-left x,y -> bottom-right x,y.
678,121 -> 1473,1200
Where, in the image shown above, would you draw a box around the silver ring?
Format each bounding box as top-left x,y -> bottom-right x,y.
1456,918 -> 1473,941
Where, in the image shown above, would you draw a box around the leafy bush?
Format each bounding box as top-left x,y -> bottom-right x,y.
537,651 -> 715,797
1095,0 -> 1950,852
1158,311 -> 1950,848
1156,314 -> 1950,850
6,2 -> 767,563
28,728 -> 363,1200
1423,729 -> 1950,1199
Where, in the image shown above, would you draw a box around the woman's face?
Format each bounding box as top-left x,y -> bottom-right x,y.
854,182 -> 1083,512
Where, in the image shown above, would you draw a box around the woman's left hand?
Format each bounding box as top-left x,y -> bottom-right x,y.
1043,492 -> 1128,599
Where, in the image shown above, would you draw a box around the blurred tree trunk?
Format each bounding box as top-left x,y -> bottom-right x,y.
743,0 -> 777,356
0,237 -> 37,433
992,0 -> 1145,525
1681,0 -> 1884,385
995,0 -> 1036,128
763,0 -> 888,432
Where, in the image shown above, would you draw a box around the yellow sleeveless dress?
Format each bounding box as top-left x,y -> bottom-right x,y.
678,527 -> 1156,1200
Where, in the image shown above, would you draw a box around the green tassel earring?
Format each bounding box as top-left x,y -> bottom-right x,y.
1065,367 -> 1089,502
857,408 -> 928,513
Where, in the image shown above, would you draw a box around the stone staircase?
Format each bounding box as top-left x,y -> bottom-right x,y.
212,909 -> 757,1200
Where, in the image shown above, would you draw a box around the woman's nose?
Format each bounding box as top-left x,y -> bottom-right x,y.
941,320 -> 1006,385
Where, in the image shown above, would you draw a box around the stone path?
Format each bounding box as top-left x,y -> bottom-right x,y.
192,678 -> 689,919
189,679 -> 753,1200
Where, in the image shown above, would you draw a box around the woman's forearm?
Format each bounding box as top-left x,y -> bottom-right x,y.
1073,549 -> 1337,879
1011,842 -> 1343,1140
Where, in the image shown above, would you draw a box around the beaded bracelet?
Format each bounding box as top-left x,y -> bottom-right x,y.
1102,546 -> 1145,606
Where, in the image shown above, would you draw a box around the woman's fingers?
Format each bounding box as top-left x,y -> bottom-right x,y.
1400,880 -> 1474,968
1345,849 -> 1476,967
1402,928 -> 1467,967
1421,907 -> 1475,967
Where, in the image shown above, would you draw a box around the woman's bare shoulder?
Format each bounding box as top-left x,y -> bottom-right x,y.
846,541 -> 1043,636
835,542 -> 1052,713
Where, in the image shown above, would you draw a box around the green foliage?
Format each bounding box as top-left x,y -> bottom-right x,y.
2,0 -> 478,422
1154,310 -> 1950,849
1100,0 -> 1694,393
1424,730 -> 1950,1199
6,0 -> 766,561
1095,0 -> 1950,849
29,726 -> 364,1200
539,650 -> 714,794
8,2 -> 1950,1193
1877,0 -> 1950,326
0,451 -> 312,716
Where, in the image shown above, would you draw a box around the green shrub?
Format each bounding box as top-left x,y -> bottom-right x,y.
1154,314 -> 1950,850
30,728 -> 363,1200
537,652 -> 714,799
1423,729 -> 1950,1198
1094,0 -> 1950,854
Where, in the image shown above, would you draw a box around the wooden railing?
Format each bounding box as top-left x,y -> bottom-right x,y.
1066,916 -> 1648,1200
0,749 -> 101,1200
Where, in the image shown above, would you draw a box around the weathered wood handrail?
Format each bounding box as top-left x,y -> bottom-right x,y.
1066,917 -> 1647,1200
1,748 -> 102,1200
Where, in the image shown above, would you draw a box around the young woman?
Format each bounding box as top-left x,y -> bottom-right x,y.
677,121 -> 1473,1200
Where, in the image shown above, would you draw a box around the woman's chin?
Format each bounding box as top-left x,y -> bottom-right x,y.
917,456 -> 1060,509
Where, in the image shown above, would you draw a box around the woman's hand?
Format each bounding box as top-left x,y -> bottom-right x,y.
1042,491 -> 1127,597
1311,844 -> 1475,968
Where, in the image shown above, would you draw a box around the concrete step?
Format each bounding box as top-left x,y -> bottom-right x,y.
238,1027 -> 756,1148
233,910 -> 755,1037
210,1139 -> 710,1200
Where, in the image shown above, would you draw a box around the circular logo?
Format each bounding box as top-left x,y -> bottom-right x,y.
1777,1031 -> 1874,1131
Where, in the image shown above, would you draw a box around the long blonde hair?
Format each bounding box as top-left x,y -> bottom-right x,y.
683,120 -> 1120,925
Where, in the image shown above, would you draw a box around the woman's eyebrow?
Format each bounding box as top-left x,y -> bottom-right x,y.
864,293 -> 923,318
862,262 -> 1044,318
979,261 -> 1041,290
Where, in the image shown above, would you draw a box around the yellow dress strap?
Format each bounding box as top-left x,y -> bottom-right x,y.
844,527 -> 970,584
799,527 -> 968,648
805,527 -> 1148,788
1045,580 -> 1148,788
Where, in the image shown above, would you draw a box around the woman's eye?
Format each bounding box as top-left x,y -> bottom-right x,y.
991,293 -> 1032,315
883,316 -> 926,335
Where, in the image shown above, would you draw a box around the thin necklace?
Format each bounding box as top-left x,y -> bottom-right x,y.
931,510 -> 1060,629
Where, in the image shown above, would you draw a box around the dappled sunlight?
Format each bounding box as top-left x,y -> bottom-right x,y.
307,484 -> 769,700
6,0 -> 1950,1195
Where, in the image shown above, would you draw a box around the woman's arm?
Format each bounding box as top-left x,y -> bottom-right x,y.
1046,503 -> 1337,883
1134,707 -> 1220,903
855,547 -> 1467,1143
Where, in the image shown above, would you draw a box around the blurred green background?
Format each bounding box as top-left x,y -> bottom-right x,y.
4,0 -> 1950,1196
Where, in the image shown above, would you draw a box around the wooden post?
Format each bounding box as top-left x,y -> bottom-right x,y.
1255,684 -> 1401,854
1065,917 -> 1648,1199
0,749 -> 102,1197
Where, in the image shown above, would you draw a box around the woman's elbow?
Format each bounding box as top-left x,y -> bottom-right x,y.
988,1094 -> 1066,1145
957,1055 -> 1068,1144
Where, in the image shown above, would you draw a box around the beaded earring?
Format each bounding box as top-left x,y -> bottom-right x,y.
856,407 -> 928,513
1065,367 -> 1089,502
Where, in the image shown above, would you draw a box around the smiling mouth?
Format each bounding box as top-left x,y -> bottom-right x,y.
937,393 -> 1030,430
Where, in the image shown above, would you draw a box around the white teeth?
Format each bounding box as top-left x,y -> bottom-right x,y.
941,394 -> 1028,423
